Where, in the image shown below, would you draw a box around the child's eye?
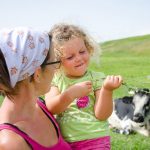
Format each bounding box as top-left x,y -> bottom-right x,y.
66,56 -> 73,60
80,50 -> 85,54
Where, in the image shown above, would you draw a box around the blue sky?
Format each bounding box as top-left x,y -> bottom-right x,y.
1,0 -> 150,41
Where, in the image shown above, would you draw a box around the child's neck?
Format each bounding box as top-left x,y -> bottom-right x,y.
65,71 -> 87,79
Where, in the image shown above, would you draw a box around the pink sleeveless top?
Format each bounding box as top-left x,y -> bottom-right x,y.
0,98 -> 71,150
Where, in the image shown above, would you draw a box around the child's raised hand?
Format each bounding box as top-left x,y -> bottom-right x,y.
102,75 -> 123,91
68,81 -> 92,99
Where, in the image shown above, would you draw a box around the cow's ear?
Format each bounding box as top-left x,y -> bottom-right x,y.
140,88 -> 150,96
129,97 -> 133,103
143,88 -> 149,92
122,96 -> 133,104
149,97 -> 150,102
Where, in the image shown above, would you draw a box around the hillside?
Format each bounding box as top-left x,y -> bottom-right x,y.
100,34 -> 150,57
97,35 -> 150,150
90,34 -> 150,96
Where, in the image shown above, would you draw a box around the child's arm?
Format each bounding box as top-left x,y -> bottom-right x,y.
94,75 -> 123,120
45,81 -> 92,114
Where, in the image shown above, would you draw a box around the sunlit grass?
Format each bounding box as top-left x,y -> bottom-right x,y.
89,35 -> 150,150
90,65 -> 150,149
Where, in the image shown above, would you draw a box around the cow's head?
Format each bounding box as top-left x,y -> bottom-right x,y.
132,89 -> 150,123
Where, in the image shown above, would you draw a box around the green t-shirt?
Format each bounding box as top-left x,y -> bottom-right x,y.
52,70 -> 109,142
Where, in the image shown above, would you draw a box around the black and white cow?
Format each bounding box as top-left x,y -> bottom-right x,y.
108,89 -> 150,136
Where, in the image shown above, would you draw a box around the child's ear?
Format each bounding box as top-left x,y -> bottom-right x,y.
33,67 -> 42,83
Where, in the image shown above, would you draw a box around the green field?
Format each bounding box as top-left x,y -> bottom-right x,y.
90,35 -> 150,150
0,34 -> 150,149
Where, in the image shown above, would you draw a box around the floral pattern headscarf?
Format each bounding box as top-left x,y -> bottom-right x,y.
0,27 -> 50,87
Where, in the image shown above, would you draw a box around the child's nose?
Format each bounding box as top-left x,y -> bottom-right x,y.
75,55 -> 82,62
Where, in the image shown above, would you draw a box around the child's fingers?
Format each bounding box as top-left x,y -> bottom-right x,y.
105,75 -> 123,88
84,81 -> 93,92
118,75 -> 123,83
85,80 -> 92,85
114,75 -> 123,84
106,75 -> 114,82
106,75 -> 123,82
78,81 -> 92,90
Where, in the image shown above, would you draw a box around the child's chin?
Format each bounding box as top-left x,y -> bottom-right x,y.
75,71 -> 86,77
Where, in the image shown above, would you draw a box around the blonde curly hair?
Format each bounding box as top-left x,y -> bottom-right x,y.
49,23 -> 100,61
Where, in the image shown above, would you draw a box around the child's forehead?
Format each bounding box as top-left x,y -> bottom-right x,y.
60,47 -> 73,56
61,37 -> 85,50
57,37 -> 87,57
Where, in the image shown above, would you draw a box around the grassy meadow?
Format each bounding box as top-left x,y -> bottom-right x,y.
90,35 -> 150,150
0,34 -> 150,149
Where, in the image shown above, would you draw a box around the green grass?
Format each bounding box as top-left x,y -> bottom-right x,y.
0,96 -> 3,105
93,56 -> 150,99
90,34 -> 150,150
110,132 -> 150,150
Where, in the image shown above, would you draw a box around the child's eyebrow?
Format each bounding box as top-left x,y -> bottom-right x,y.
79,47 -> 84,50
79,46 -> 87,51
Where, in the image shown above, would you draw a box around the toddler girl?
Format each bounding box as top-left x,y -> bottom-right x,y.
45,24 -> 123,150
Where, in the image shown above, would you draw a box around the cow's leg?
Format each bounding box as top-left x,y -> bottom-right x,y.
108,112 -> 133,134
131,121 -> 149,136
120,118 -> 133,135
108,111 -> 122,129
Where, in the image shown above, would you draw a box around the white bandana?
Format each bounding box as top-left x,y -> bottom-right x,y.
0,27 -> 50,87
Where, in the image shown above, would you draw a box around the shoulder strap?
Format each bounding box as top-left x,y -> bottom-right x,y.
0,123 -> 33,149
0,98 -> 60,149
37,98 -> 59,132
